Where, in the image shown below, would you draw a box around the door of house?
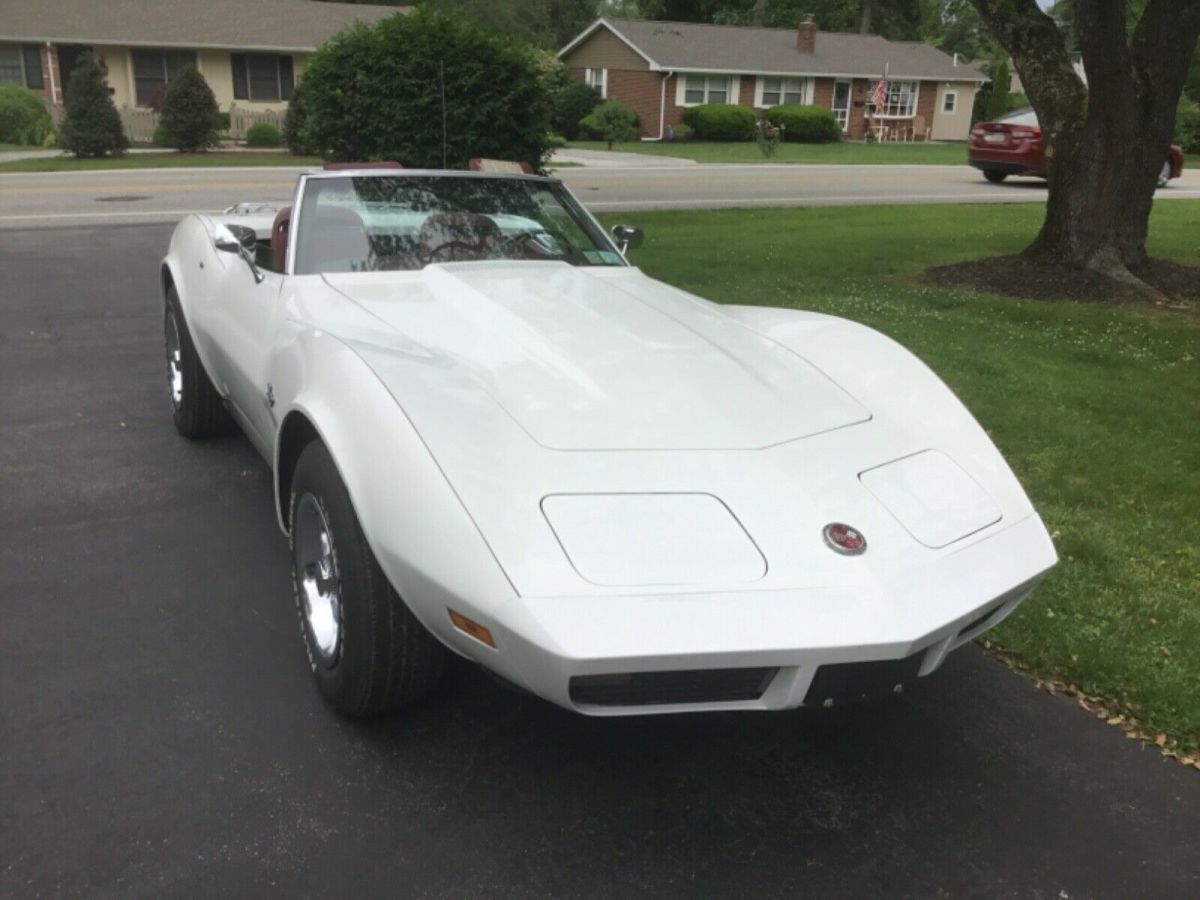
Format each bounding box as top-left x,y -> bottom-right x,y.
56,45 -> 92,100
832,80 -> 852,132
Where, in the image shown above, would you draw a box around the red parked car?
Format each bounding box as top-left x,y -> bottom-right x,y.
969,108 -> 1184,187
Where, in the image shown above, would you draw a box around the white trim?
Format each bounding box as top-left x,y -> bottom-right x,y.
45,41 -> 57,103
556,18 -> 657,68
0,35 -> 319,53
675,72 -> 737,108
585,67 -> 607,99
941,90 -> 958,114
753,75 -> 811,108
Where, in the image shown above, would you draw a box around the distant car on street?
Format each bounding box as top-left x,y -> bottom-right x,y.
968,108 -> 1183,187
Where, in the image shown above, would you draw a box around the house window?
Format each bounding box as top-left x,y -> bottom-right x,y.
878,80 -> 918,117
759,76 -> 807,107
942,91 -> 957,114
585,68 -> 606,99
231,54 -> 295,102
683,74 -> 730,105
132,49 -> 196,106
0,44 -> 44,89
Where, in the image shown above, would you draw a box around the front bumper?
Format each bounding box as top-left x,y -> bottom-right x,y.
483,513 -> 1055,716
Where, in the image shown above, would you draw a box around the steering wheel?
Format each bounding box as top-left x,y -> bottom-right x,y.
424,239 -> 488,263
496,230 -> 565,259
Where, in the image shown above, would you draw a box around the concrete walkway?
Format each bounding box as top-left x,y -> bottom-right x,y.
551,147 -> 696,167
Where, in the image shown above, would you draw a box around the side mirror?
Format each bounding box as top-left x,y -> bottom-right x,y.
213,223 -> 265,284
611,225 -> 644,254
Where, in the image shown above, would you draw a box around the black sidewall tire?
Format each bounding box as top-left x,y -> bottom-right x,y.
164,287 -> 234,438
289,440 -> 446,718
983,170 -> 1007,183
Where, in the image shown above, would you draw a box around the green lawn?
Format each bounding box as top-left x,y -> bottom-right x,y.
0,142 -> 43,152
600,202 -> 1200,756
0,151 -> 323,172
570,139 -> 969,165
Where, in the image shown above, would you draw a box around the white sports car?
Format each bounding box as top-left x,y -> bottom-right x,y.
161,165 -> 1056,718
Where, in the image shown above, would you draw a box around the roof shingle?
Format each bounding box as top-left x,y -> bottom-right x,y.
567,18 -> 987,82
0,0 -> 403,53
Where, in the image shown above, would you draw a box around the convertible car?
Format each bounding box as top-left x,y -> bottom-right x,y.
161,164 -> 1056,719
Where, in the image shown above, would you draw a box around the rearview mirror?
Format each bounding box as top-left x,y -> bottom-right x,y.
213,223 -> 265,284
611,225 -> 644,254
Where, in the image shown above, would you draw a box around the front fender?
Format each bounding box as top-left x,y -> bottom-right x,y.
271,329 -> 518,651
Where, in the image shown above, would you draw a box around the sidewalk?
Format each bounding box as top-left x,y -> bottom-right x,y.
551,147 -> 696,167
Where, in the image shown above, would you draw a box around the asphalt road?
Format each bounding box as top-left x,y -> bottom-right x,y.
3,163 -> 1200,226
2,224 -> 1198,898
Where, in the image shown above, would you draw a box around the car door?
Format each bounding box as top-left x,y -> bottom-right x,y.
203,249 -> 284,454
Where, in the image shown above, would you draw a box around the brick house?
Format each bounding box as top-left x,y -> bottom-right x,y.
0,0 -> 398,113
558,17 -> 988,142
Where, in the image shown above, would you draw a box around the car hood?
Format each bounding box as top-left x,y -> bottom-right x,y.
323,262 -> 869,451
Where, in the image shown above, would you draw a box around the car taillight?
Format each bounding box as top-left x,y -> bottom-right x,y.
1011,130 -> 1035,140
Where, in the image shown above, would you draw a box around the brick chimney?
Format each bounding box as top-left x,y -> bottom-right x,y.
797,14 -> 817,53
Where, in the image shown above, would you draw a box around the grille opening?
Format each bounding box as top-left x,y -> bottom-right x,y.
570,667 -> 778,708
803,651 -> 925,707
958,604 -> 1003,639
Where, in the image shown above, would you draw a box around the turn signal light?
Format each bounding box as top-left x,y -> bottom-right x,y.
448,609 -> 497,648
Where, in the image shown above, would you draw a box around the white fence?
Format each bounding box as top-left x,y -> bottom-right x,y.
117,104 -> 286,144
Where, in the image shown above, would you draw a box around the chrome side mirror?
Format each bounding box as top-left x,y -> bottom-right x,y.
611,225 -> 644,254
213,223 -> 265,284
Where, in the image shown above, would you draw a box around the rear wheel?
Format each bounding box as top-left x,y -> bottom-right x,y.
290,440 -> 447,718
1157,160 -> 1172,188
983,170 -> 1008,184
164,286 -> 234,437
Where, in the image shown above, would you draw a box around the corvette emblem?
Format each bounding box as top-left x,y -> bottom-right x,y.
823,523 -> 867,556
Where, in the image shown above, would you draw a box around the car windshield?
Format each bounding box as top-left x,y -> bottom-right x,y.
998,108 -> 1038,127
292,174 -> 624,274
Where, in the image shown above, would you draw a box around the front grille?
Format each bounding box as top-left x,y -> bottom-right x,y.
803,650 -> 926,708
569,667 -> 778,708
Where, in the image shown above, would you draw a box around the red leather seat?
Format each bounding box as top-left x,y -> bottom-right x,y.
270,207 -> 292,273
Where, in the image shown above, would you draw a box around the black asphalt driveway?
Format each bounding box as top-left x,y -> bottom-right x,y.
2,225 -> 1197,899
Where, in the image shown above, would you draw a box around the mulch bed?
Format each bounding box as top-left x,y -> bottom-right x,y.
923,255 -> 1200,311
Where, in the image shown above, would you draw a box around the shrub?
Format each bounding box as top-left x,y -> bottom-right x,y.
681,104 -> 755,141
302,8 -> 552,170
58,54 -> 127,158
765,104 -> 840,143
0,85 -> 54,146
158,67 -> 219,151
546,132 -> 566,149
578,100 -> 639,148
215,111 -> 231,133
552,80 -> 600,140
245,122 -> 283,147
670,122 -> 694,142
151,123 -> 169,147
1175,95 -> 1200,154
283,81 -> 315,155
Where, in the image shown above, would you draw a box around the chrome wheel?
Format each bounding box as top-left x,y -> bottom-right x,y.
293,493 -> 342,667
165,311 -> 183,409
1157,161 -> 1171,188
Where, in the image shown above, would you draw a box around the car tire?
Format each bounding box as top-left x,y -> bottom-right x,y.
289,440 -> 447,718
983,170 -> 1008,183
1157,160 -> 1171,188
164,286 -> 235,438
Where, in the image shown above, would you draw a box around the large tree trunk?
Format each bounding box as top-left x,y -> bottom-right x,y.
860,0 -> 873,34
752,0 -> 767,27
970,0 -> 1200,287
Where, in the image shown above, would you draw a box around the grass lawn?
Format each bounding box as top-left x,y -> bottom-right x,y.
0,151 -> 323,173
0,142 -> 43,152
600,202 -> 1200,756
569,139 -> 969,165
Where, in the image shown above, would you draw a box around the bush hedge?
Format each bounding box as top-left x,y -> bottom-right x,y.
301,8 -> 551,169
764,104 -> 841,143
681,104 -> 755,141
578,100 -> 639,148
245,122 -> 283,147
552,80 -> 600,140
159,68 -> 219,151
58,54 -> 127,158
0,85 -> 54,146
1176,95 -> 1200,154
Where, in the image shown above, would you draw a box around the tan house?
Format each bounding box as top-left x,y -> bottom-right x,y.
558,17 -> 987,142
0,0 -> 399,113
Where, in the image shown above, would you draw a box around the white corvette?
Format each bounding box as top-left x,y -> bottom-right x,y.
161,166 -> 1056,718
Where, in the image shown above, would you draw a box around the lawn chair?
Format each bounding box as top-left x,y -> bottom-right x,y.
911,114 -> 930,142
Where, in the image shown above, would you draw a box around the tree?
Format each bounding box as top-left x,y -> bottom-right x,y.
984,58 -> 1010,119
301,9 -> 552,169
158,68 -> 219,152
58,54 -> 127,158
968,1 -> 1200,286
552,80 -> 601,139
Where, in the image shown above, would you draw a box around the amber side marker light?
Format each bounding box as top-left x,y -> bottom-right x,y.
448,609 -> 497,648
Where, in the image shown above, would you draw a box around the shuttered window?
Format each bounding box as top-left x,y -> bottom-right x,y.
0,44 -> 42,88
131,49 -> 196,107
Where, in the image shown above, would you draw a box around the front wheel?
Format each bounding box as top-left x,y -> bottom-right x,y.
1157,160 -> 1172,189
290,440 -> 447,718
983,170 -> 1008,184
164,286 -> 234,437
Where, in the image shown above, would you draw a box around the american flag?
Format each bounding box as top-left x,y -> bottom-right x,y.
870,78 -> 888,110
